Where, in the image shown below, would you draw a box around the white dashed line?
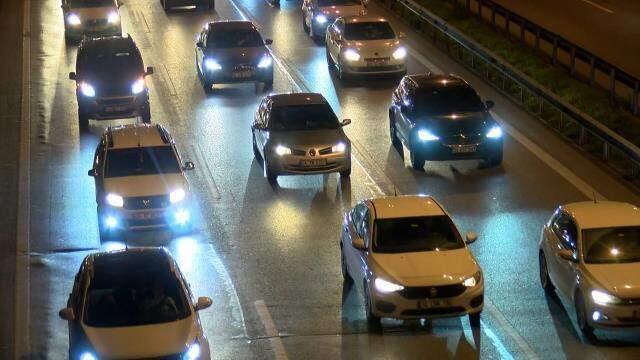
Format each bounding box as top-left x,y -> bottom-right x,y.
254,300 -> 289,360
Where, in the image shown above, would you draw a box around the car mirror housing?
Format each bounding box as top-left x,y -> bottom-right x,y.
59,307 -> 75,321
145,66 -> 154,76
341,118 -> 351,126
183,161 -> 195,171
69,72 -> 76,81
87,169 -> 96,177
195,296 -> 213,311
352,236 -> 366,251
265,39 -> 273,45
465,231 -> 478,244
485,100 -> 495,110
558,249 -> 577,262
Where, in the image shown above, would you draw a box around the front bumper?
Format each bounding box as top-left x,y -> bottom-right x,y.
370,282 -> 484,320
414,138 -> 503,161
342,58 -> 407,76
78,92 -> 149,120
203,65 -> 273,84
65,23 -> 122,40
268,150 -> 351,176
586,300 -> 640,329
99,204 -> 192,232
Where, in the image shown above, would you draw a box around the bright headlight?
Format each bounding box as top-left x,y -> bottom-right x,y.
80,82 -> 96,97
275,145 -> 291,156
591,290 -> 619,306
79,352 -> 97,360
204,58 -> 222,71
257,55 -> 272,68
392,46 -> 407,60
107,11 -> 119,24
332,142 -> 347,153
417,129 -> 439,141
344,48 -> 361,62
463,271 -> 481,287
67,13 -> 81,26
486,126 -> 503,139
374,278 -> 404,293
131,78 -> 145,94
315,14 -> 328,24
106,193 -> 124,208
184,342 -> 201,360
170,188 -> 186,204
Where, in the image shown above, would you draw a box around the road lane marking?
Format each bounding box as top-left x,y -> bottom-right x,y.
254,300 -> 289,360
578,0 -> 614,13
484,298 -> 539,360
191,143 -> 222,200
480,320 -> 515,360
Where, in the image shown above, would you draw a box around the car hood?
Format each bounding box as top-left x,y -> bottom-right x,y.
585,262 -> 640,299
344,39 -> 401,57
319,5 -> 365,18
269,129 -> 347,149
372,248 -> 479,287
83,316 -> 197,358
104,173 -> 187,198
204,47 -> 268,66
70,7 -> 115,21
416,112 -> 492,135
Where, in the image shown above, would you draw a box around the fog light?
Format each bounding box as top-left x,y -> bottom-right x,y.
175,210 -> 190,225
105,216 -> 118,229
592,311 -> 601,321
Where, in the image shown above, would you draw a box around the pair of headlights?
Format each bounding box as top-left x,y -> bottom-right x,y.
274,142 -> 347,156
79,78 -> 145,97
204,55 -> 273,71
374,271 -> 482,293
343,47 -> 407,62
105,189 -> 186,208
67,12 -> 119,26
417,126 -> 503,142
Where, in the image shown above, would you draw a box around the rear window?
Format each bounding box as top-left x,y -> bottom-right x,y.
374,216 -> 464,253
344,22 -> 395,41
105,147 -> 181,178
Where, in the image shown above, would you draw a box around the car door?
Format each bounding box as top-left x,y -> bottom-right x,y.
68,262 -> 89,351
92,138 -> 107,203
344,203 -> 366,282
396,84 -> 415,143
548,212 -> 579,297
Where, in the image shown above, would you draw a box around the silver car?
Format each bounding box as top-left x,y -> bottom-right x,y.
251,93 -> 352,183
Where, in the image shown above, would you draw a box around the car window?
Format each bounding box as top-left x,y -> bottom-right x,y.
582,226 -> 640,264
318,0 -> 360,6
412,85 -> 485,116
344,22 -> 395,41
351,203 -> 366,235
552,213 -> 578,251
105,146 -> 181,178
79,50 -> 143,79
373,216 -> 464,253
207,29 -> 264,49
269,104 -> 340,131
70,0 -> 114,7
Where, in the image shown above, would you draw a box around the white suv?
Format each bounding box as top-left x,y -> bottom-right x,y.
340,195 -> 484,331
88,124 -> 195,240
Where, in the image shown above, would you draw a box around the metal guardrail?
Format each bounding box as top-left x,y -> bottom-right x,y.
377,0 -> 640,180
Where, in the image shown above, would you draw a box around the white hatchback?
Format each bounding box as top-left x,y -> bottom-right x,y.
340,195 -> 483,331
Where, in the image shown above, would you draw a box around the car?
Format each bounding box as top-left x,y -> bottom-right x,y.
389,74 -> 503,170
61,0 -> 122,43
539,201 -> 640,341
87,124 -> 195,240
161,0 -> 214,11
69,35 -> 154,129
326,16 -> 407,80
340,195 -> 484,331
59,247 -> 212,360
251,93 -> 352,183
195,21 -> 274,92
301,0 -> 367,42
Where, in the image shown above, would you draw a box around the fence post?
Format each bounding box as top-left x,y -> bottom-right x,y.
477,0 -> 482,17
552,37 -> 558,65
570,45 -> 576,75
633,81 -> 640,115
578,127 -> 585,146
589,56 -> 596,85
505,14 -> 510,36
535,28 -> 540,54
610,68 -> 616,99
491,5 -> 496,27
603,143 -> 610,161
520,19 -> 525,43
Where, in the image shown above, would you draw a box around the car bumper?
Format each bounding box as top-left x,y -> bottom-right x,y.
269,151 -> 351,176
414,138 -> 503,161
65,23 -> 122,39
343,61 -> 407,76
587,301 -> 640,329
370,283 -> 484,320
203,66 -> 273,84
99,204 -> 192,232
78,92 -> 149,120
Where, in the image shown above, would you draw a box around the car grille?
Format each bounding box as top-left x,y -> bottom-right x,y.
401,307 -> 466,317
290,146 -> 333,156
124,195 -> 169,210
127,217 -> 167,228
440,134 -> 483,146
86,18 -> 108,27
399,284 -> 467,300
97,97 -> 135,106
364,57 -> 390,62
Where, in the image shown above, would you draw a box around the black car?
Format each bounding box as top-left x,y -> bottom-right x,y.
69,35 -> 154,129
389,74 -> 503,170
161,0 -> 214,11
195,21 -> 274,92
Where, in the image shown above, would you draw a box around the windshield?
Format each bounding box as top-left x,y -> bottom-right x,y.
81,52 -> 143,78
207,29 -> 264,49
317,0 -> 361,6
70,0 -> 115,7
413,86 -> 485,116
84,269 -> 191,327
344,22 -> 395,41
374,216 -> 464,253
105,147 -> 181,178
583,226 -> 640,264
270,104 -> 340,131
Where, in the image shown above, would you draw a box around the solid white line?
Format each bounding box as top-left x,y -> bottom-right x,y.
15,0 -> 32,357
480,320 -> 515,360
578,0 -> 614,13
254,300 -> 289,360
484,298 -> 539,360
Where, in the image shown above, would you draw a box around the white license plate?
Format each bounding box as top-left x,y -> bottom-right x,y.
134,212 -> 159,220
232,70 -> 254,79
418,299 -> 451,308
452,144 -> 477,153
105,105 -> 128,112
301,159 -> 327,167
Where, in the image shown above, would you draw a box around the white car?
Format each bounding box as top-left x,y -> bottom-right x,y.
326,16 -> 407,80
301,0 -> 367,42
59,248 -> 212,359
539,201 -> 640,341
340,195 -> 484,331
88,124 -> 195,240
61,0 -> 122,43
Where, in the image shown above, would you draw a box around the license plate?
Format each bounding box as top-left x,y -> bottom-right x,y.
452,144 -> 477,153
232,70 -> 254,79
418,299 -> 451,308
105,105 -> 128,112
134,212 -> 159,220
300,159 -> 327,167
366,60 -> 387,66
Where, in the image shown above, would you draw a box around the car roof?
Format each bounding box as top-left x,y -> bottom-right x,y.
369,195 -> 447,219
87,247 -> 174,276
107,124 -> 171,149
79,35 -> 138,54
562,201 -> 640,229
268,93 -> 328,106
406,73 -> 469,89
341,16 -> 388,24
207,20 -> 257,31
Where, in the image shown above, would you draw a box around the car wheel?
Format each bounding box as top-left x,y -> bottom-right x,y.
389,115 -> 401,149
203,80 -> 213,94
326,48 -> 334,70
78,106 -> 89,130
469,312 -> 481,327
340,246 -> 352,283
575,291 -> 596,342
252,134 -> 262,160
410,149 -> 425,171
364,284 -> 382,333
539,251 -> 555,293
485,150 -> 503,167
264,156 -> 277,183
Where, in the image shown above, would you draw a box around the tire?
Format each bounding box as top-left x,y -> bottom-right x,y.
364,285 -> 382,333
539,251 -> 555,293
326,49 -> 334,70
252,134 -> 261,160
389,115 -> 401,149
485,150 -> 503,167
469,312 -> 481,327
340,246 -> 352,283
410,148 -> 425,171
203,80 -> 213,94
340,167 -> 351,178
575,292 -> 596,341
264,156 -> 277,183
78,106 -> 89,130
141,104 -> 151,124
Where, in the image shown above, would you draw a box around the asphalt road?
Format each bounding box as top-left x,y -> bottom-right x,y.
492,0 -> 640,78
22,0 -> 640,358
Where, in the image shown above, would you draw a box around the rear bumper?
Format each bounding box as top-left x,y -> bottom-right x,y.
78,92 -> 149,120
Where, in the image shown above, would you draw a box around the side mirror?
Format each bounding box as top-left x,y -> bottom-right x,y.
558,249 -> 577,262
69,72 -> 76,81
196,41 -> 204,48
59,307 -> 75,321
194,296 -> 212,311
465,231 -> 478,244
485,100 -> 495,110
265,39 -> 273,45
87,169 -> 96,177
145,66 -> 154,76
253,123 -> 265,131
341,118 -> 351,127
183,161 -> 195,171
398,32 -> 407,39
352,236 -> 366,251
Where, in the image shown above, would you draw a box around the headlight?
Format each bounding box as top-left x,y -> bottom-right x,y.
392,46 -> 407,60
257,55 -> 272,69
106,193 -> 124,208
486,126 -> 503,139
183,342 -> 201,360
79,352 -> 97,360
170,188 -> 186,204
107,11 -> 119,24
131,78 -> 145,94
343,49 -> 361,62
463,271 -> 481,287
67,13 -> 81,26
315,14 -> 328,24
332,142 -> 347,153
275,145 -> 291,156
80,82 -> 96,97
591,290 -> 620,306
204,58 -> 222,71
417,129 -> 439,141
374,278 -> 404,293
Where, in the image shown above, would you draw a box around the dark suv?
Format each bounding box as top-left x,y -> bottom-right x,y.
389,74 -> 503,170
69,35 -> 154,129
